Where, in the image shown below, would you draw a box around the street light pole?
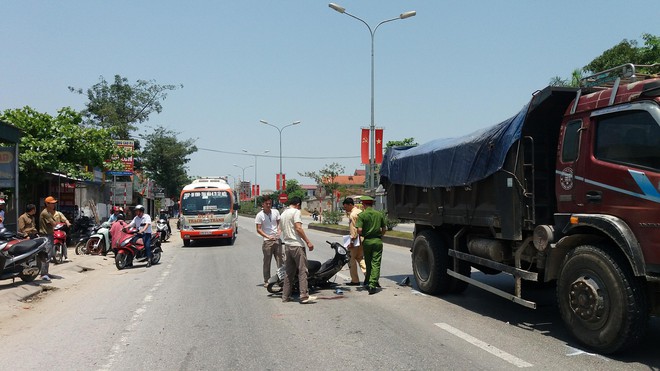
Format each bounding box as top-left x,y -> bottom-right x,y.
260,119 -> 301,191
328,3 -> 416,190
233,164 -> 253,202
242,149 -> 270,207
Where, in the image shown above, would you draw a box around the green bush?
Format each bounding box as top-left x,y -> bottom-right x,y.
321,210 -> 343,225
381,210 -> 400,231
237,201 -> 259,217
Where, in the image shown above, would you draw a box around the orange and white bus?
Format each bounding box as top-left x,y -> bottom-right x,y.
178,178 -> 239,246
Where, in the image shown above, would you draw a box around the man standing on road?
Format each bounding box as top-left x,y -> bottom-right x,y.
280,196 -> 316,304
38,196 -> 63,280
342,197 -> 365,286
255,195 -> 282,286
356,196 -> 387,295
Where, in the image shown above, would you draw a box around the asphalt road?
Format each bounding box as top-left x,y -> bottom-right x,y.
0,215 -> 657,370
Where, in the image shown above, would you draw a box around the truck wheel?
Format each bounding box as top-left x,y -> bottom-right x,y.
556,244 -> 648,354
412,230 -> 454,295
183,239 -> 191,247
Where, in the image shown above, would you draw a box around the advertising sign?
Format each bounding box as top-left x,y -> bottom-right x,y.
0,147 -> 16,188
107,140 -> 135,176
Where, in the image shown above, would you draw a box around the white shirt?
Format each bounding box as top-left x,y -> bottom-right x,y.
255,208 -> 280,241
128,213 -> 152,234
280,206 -> 304,247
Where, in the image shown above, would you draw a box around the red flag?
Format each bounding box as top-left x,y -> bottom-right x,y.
361,128 -> 369,165
251,185 -> 255,197
276,174 -> 281,191
375,128 -> 384,164
256,184 -> 260,196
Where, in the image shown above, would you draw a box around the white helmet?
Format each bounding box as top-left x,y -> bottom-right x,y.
0,199 -> 5,205
135,204 -> 145,211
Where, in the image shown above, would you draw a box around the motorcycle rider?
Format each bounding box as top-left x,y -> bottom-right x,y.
124,205 -> 153,268
0,198 -> 5,229
158,209 -> 172,236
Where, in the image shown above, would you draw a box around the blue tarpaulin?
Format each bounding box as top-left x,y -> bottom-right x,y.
380,103 -> 529,188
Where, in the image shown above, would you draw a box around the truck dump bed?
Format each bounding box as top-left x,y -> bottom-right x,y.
381,87 -> 577,239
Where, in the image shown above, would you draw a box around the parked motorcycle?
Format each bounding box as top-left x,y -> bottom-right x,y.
69,215 -> 95,247
51,223 -> 67,264
266,240 -> 350,294
114,228 -> 162,270
79,221 -> 112,256
0,228 -> 49,282
155,218 -> 171,242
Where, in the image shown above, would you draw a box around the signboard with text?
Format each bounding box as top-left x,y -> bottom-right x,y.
107,140 -> 135,176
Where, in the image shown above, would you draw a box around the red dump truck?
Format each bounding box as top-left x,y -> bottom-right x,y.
380,64 -> 660,354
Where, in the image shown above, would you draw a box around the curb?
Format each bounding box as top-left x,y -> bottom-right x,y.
307,224 -> 412,248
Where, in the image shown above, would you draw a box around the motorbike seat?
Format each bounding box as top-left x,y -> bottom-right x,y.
307,260 -> 322,275
8,240 -> 41,256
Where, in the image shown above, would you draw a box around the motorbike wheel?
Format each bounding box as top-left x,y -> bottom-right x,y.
75,240 -> 87,255
85,237 -> 103,255
18,268 -> 40,282
151,252 -> 161,265
53,243 -> 65,264
266,281 -> 283,294
115,251 -> 129,270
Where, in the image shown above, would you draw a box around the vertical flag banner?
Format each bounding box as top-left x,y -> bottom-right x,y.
361,128 -> 369,164
251,185 -> 256,197
256,185 -> 260,196
375,128 -> 384,164
276,174 -> 281,191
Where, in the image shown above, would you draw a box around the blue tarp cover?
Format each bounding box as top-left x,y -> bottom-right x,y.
380,103 -> 529,188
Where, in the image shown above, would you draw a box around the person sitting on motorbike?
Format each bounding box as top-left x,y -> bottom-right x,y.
110,213 -> 128,262
108,206 -> 123,223
159,209 -> 172,235
124,205 -> 153,268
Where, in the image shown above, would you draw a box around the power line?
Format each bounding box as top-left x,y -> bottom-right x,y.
197,147 -> 359,160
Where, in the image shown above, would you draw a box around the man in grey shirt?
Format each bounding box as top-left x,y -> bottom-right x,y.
279,196 -> 316,304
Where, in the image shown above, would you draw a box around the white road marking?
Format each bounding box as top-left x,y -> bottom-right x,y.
565,346 -> 610,361
97,261 -> 174,371
435,322 -> 533,368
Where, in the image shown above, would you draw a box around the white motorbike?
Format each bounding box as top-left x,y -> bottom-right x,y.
156,218 -> 171,242
78,221 -> 112,256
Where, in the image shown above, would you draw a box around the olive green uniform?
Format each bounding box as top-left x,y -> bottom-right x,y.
356,208 -> 386,289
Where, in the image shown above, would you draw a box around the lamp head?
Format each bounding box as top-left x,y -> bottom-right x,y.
259,119 -> 268,124
400,11 -> 416,19
328,3 -> 345,13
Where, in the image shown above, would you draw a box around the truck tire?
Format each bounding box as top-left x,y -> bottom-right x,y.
556,244 -> 648,354
183,239 -> 191,247
413,230 -> 456,295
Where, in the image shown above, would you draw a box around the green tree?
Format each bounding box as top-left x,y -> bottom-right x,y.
299,162 -> 345,211
1,106 -> 125,198
69,75 -> 182,139
583,33 -> 659,73
140,126 -> 197,198
385,137 -> 417,149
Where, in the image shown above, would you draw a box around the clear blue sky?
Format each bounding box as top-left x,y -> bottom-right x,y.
2,1 -> 658,190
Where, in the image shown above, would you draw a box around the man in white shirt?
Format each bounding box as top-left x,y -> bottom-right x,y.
255,195 -> 282,286
125,204 -> 153,268
280,196 -> 316,304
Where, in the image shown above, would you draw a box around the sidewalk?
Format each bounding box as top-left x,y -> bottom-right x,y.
0,247 -> 115,317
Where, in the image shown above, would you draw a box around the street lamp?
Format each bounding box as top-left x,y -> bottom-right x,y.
328,3 -> 416,190
242,149 -> 270,206
259,119 -> 301,191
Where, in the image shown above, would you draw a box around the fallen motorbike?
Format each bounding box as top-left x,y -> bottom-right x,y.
79,221 -> 112,256
155,218 -> 171,242
69,215 -> 95,247
51,223 -> 67,264
0,228 -> 49,282
266,240 -> 350,294
114,228 -> 162,270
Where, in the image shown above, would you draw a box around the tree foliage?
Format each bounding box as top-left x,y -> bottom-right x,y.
550,33 -> 659,86
140,126 -> 197,198
299,162 -> 345,211
385,137 -> 417,149
69,75 -> 182,139
1,106 -> 126,188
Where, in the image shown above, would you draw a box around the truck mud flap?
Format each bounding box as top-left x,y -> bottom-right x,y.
446,269 -> 537,309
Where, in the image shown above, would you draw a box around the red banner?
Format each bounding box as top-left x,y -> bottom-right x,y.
361,128 -> 369,164
276,173 -> 286,190
251,185 -> 255,197
375,128 -> 384,164
256,185 -> 260,196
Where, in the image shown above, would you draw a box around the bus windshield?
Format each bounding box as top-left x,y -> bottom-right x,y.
181,191 -> 231,215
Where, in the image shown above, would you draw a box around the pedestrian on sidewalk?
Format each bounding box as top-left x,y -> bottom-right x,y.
280,196 -> 316,304
342,197 -> 365,286
255,195 -> 282,287
356,196 -> 387,295
17,203 -> 38,239
38,196 -> 63,280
